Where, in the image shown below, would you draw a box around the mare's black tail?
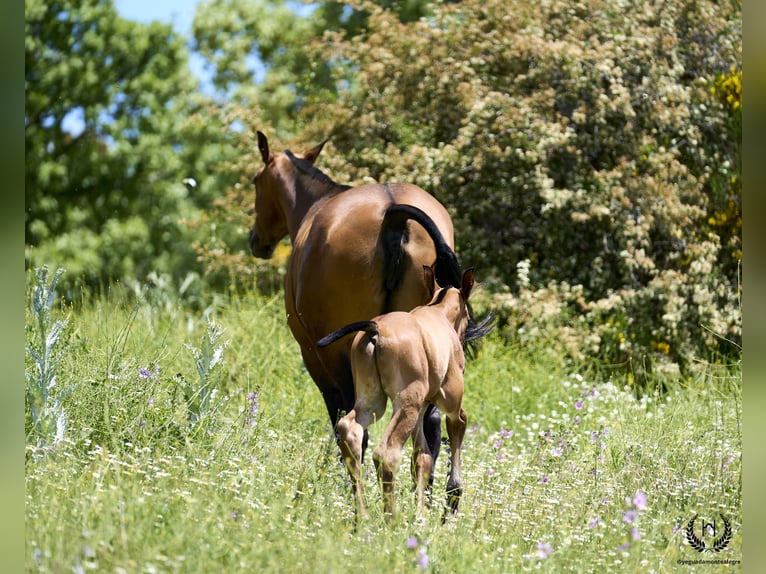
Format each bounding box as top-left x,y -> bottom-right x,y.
380,204 -> 462,299
380,203 -> 495,350
317,321 -> 379,348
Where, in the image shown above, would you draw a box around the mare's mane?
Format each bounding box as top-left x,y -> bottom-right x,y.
284,149 -> 351,192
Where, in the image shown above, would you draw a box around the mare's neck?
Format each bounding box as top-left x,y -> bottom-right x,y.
281,165 -> 349,242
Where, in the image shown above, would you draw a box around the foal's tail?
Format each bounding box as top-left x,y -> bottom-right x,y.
381,204 -> 462,296
317,321 -> 379,348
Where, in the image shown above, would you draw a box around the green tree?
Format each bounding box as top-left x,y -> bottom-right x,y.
190,0 -> 435,136
25,0 -> 237,291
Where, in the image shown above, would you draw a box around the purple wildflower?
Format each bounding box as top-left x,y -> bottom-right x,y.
139,365 -> 160,380
147,396 -> 154,407
407,537 -> 419,549
575,400 -> 583,410
417,547 -> 429,570
623,510 -> 637,524
631,527 -> 641,541
497,452 -> 506,462
500,425 -> 513,439
539,475 -> 549,484
536,542 -> 553,559
633,491 -> 647,511
589,517 -> 599,528
493,439 -> 502,449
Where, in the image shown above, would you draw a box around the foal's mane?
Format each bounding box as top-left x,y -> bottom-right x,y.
428,287 -> 451,307
284,149 -> 351,192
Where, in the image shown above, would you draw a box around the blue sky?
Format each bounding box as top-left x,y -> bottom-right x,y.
114,0 -> 200,34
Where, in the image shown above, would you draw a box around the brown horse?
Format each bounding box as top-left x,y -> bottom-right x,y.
249,132 -> 477,471
317,267 -> 475,520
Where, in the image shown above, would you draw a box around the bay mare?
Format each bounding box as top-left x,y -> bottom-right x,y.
248,132 -> 488,480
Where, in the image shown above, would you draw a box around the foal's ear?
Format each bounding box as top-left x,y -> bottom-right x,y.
257,131 -> 271,164
301,138 -> 328,165
460,268 -> 475,301
423,265 -> 436,295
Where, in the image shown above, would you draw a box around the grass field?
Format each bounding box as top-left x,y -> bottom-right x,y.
25,274 -> 742,573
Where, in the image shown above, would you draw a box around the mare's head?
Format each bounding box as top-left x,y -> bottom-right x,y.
424,266 -> 475,340
249,131 -> 326,258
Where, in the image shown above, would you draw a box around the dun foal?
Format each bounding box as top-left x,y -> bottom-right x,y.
317,268 -> 475,520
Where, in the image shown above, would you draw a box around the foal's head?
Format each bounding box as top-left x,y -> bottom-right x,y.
248,131 -> 326,258
424,266 -> 475,341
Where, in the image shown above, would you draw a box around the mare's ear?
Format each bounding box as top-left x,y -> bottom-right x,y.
460,268 -> 475,301
301,138 -> 328,165
423,265 -> 436,296
257,131 -> 271,164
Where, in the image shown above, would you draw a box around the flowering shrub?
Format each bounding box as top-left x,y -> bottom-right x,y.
209,0 -> 741,380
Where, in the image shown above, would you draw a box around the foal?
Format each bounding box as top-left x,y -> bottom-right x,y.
317,267 -> 475,520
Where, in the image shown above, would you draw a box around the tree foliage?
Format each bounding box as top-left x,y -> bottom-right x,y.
307,0 -> 742,377
25,0 -> 238,291
208,0 -> 741,378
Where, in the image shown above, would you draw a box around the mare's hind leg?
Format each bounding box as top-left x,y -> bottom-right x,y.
411,409 -> 435,519
422,404 -> 441,491
444,406 -> 468,518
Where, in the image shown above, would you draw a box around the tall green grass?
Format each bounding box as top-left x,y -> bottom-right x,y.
25,273 -> 741,572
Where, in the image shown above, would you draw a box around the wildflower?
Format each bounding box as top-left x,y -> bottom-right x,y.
139,365 -> 160,380
539,475 -> 549,484
589,517 -> 600,528
623,510 -> 637,524
575,400 -> 583,410
247,392 -> 259,414
631,527 -> 641,541
633,491 -> 647,511
417,547 -> 429,571
536,541 -> 553,559
147,396 -> 154,407
500,425 -> 513,439
407,537 -> 419,549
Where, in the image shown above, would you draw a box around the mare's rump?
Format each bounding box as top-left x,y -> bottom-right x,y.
285,184 -> 456,418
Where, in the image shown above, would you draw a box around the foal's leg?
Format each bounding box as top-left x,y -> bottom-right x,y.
373,386 -> 425,519
336,409 -> 368,519
444,406 -> 468,517
411,409 -> 434,519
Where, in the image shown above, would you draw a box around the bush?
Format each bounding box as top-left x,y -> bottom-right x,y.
295,0 -> 741,379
